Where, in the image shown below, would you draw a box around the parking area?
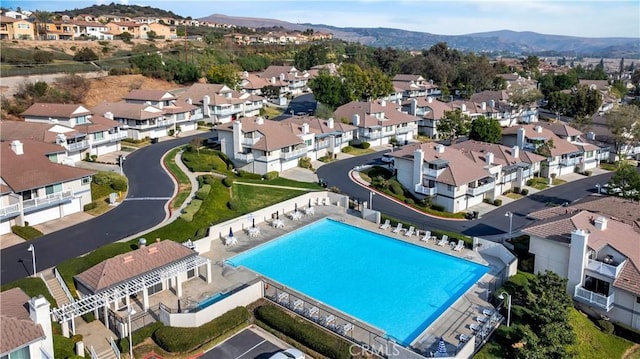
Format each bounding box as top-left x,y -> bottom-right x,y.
201,328 -> 283,359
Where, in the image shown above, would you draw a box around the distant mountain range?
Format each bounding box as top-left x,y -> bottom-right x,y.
201,14 -> 640,58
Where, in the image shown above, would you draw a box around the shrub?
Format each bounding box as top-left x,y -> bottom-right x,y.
430,203 -> 445,212
598,319 -> 614,334
83,202 -> 98,211
405,198 -> 415,205
526,179 -> 534,186
358,142 -> 371,149
237,170 -> 262,180
520,188 -> 529,196
298,156 -> 312,169
111,178 -> 127,191
390,182 -> 404,195
180,199 -> 203,222
202,175 -> 216,185
583,170 -> 592,176
195,184 -> 211,200
483,198 -> 493,204
118,322 -> 164,351
11,225 -> 43,240
153,307 -> 249,352
222,176 -> 234,187
92,172 -> 112,185
73,47 -> 99,62
227,199 -> 239,211
494,199 -> 502,206
255,304 -> 351,359
263,171 -> 279,180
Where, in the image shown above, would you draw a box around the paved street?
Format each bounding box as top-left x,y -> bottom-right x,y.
0,133 -> 213,284
202,329 -> 282,359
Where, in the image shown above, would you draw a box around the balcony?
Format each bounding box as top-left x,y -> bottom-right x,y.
244,104 -> 263,112
213,107 -> 242,116
396,126 -> 415,134
586,258 -> 625,278
467,180 -> 495,196
415,184 -> 436,196
22,190 -> 74,213
109,132 -> 128,142
67,140 -> 89,151
155,119 -> 174,127
560,157 -> 581,167
0,203 -> 20,218
235,153 -> 254,162
316,141 -> 330,150
241,137 -> 259,146
280,147 -> 309,160
574,285 -> 614,311
363,131 -> 383,140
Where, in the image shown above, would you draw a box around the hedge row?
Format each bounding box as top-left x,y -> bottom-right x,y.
11,225 -> 43,240
180,199 -> 203,222
117,322 -> 164,352
195,184 -> 211,200
153,307 -> 249,352
254,304 -> 351,359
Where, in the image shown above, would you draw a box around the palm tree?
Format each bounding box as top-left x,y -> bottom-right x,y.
33,11 -> 52,40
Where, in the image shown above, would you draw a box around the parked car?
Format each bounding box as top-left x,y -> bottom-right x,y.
269,348 -> 305,359
381,153 -> 393,163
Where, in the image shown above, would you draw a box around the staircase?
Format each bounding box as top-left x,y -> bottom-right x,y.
42,270 -> 71,307
95,347 -> 118,359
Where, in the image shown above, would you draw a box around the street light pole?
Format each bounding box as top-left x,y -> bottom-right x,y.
119,155 -> 126,176
498,291 -> 512,327
27,244 -> 36,277
369,191 -> 375,210
128,306 -> 136,358
505,211 -> 513,242
596,184 -> 600,195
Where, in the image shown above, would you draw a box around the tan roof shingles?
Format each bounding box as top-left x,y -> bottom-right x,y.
524,210 -> 640,296
74,240 -> 198,293
92,102 -> 164,120
528,195 -> 640,227
218,117 -> 304,151
0,288 -> 45,354
1,139 -> 95,193
451,140 -> 545,166
333,100 -> 418,128
123,89 -> 176,102
21,103 -> 91,118
502,124 -> 583,157
281,116 -> 357,135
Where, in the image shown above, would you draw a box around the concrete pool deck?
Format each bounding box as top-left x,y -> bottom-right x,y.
144,204 -> 509,357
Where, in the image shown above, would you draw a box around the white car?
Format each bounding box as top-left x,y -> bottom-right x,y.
381,153 -> 393,163
269,348 -> 305,359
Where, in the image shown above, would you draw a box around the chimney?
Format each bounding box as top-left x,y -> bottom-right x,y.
587,131 -> 595,140
461,103 -> 467,112
104,111 -> 114,120
255,116 -> 264,125
481,102 -> 487,111
302,122 -> 309,134
203,95 -> 211,117
490,99 -> 495,108
232,120 -> 242,154
380,100 -> 386,107
327,118 -> 334,129
567,229 -> 589,294
427,96 -> 433,103
10,140 -> 23,155
594,216 -> 607,230
512,145 -> 520,159
485,151 -> 494,165
436,144 -> 445,153
413,148 -> 424,187
29,296 -> 53,356
410,98 -> 418,115
352,114 -> 360,127
186,97 -> 192,105
517,127 -> 526,149
535,125 -> 543,133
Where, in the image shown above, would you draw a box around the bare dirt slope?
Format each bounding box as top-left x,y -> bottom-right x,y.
84,74 -> 185,107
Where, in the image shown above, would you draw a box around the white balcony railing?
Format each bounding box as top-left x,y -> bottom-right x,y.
586,259 -> 625,278
560,157 -> 581,167
363,131 -> 383,140
0,203 -> 20,217
415,184 -> 436,196
467,180 -> 495,196
241,137 -> 259,146
22,190 -> 74,211
67,140 -> 89,151
235,153 -> 254,162
316,141 -> 330,150
396,126 -> 415,134
574,285 -> 615,311
213,107 -> 242,116
109,132 -> 128,142
156,119 -> 174,127
280,147 -> 309,160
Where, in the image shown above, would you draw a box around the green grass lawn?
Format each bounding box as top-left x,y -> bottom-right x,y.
505,192 -> 524,199
553,178 -> 567,185
1,277 -> 57,307
341,146 -> 375,156
236,177 -> 323,189
599,162 -> 618,171
165,147 -> 191,209
260,106 -> 284,119
87,172 -> 128,215
568,308 -> 634,358
234,184 -> 309,213
527,177 -> 550,190
181,149 -> 229,172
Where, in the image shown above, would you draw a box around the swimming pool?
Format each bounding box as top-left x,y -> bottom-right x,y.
227,218 -> 488,345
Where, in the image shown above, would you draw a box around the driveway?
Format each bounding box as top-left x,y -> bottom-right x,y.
202,329 -> 282,359
0,133 -> 215,284
273,94 -> 317,121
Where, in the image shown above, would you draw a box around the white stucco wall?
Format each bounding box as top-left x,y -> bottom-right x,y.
529,236 -> 570,278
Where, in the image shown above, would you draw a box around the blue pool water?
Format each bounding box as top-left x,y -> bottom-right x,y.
227,219 -> 488,345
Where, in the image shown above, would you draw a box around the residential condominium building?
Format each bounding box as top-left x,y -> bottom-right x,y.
92,102 -> 169,140
217,116 -> 355,175
0,15 -> 34,39
389,141 -> 543,212
122,89 -> 201,133
19,103 -> 127,162
333,99 -> 419,147
391,74 -> 441,100
258,66 -> 310,95
0,288 -> 54,359
524,197 -> 640,329
0,139 -> 95,235
177,83 -> 265,124
501,123 -> 603,178
470,90 -> 538,126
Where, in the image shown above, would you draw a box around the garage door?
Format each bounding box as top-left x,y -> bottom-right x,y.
25,206 -> 59,226
0,220 -> 12,235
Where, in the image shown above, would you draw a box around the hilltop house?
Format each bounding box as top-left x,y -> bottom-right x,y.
20,103 -> 126,162
0,15 -> 34,39
217,116 -> 355,175
333,100 -> 419,147
392,74 -> 441,100
0,139 -> 95,235
258,66 -> 309,95
0,288 -> 54,359
524,197 -> 640,329
501,123 -> 602,177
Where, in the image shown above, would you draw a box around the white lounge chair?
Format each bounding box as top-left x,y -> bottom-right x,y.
453,240 -> 464,251
292,299 -> 304,312
225,236 -> 237,246
404,226 -> 415,237
419,230 -> 431,242
437,235 -> 448,246
306,306 -> 319,320
323,314 -> 336,327
277,292 -> 289,305
323,198 -> 330,205
470,323 -> 482,332
304,206 -> 315,216
482,309 -> 495,317
476,315 -> 489,323
339,323 -> 354,335
379,219 -> 391,230
392,223 -> 404,234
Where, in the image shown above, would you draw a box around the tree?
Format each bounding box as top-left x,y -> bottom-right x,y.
605,105 -> 640,158
33,11 -> 52,40
294,44 -> 329,70
437,109 -> 470,144
522,55 -> 540,76
261,85 -> 281,100
73,47 -> 99,62
119,31 -> 133,43
33,50 -> 53,64
469,116 -> 502,143
572,85 -> 601,118
164,59 -> 199,84
307,71 -> 345,109
546,91 -> 573,116
534,138 -> 555,158
146,30 -> 157,40
373,47 -> 401,75
608,161 -> 640,199
206,64 -> 241,89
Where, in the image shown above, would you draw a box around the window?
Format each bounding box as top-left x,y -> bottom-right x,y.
47,153 -> 58,163
187,268 -> 196,278
94,132 -> 104,140
147,282 -> 162,296
17,23 -> 30,29
82,176 -> 92,185
385,126 -> 393,132
76,115 -> 88,124
3,345 -> 30,359
45,183 -> 63,195
305,139 -> 312,146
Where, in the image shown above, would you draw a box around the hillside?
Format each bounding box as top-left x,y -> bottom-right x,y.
56,3 -> 183,20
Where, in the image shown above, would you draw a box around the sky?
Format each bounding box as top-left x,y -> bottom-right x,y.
4,0 -> 640,38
